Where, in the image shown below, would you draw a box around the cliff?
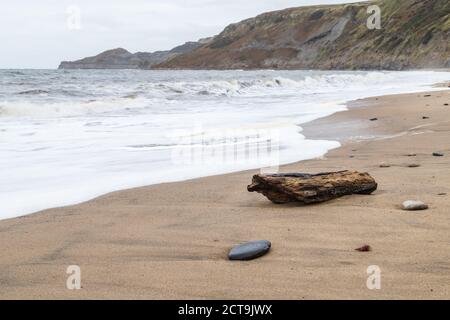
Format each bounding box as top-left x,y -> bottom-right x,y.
156,0 -> 450,70
58,41 -> 207,70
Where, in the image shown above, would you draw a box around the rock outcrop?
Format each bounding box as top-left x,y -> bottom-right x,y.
156,0 -> 450,70
58,40 -> 209,70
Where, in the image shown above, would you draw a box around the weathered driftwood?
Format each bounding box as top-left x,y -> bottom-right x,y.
247,171 -> 377,204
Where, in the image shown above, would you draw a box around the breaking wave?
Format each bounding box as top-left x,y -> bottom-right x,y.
2,71 -> 448,118
0,97 -> 152,118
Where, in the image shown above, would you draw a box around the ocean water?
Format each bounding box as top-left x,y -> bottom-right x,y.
1,69 -> 449,219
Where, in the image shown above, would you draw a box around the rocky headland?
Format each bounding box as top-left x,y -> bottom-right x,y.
58,40 -> 209,69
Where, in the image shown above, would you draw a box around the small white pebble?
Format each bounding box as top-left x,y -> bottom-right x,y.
402,200 -> 429,211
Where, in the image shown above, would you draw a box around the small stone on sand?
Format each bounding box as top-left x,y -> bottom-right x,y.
370,118 -> 378,121
432,152 -> 444,157
402,200 -> 429,211
355,245 -> 372,252
379,163 -> 391,168
228,240 -> 271,261
407,164 -> 420,168
422,116 -> 429,119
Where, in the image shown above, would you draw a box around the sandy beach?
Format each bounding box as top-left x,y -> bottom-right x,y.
0,88 -> 449,300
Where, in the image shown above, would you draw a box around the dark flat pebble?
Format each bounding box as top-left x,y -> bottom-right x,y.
228,240 -> 271,261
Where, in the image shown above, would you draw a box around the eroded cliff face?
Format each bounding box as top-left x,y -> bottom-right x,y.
156,0 -> 450,70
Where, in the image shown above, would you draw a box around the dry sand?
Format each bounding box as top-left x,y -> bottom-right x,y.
0,89 -> 449,300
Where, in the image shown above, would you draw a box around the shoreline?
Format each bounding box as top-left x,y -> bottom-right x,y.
0,88 -> 449,299
3,82 -> 449,221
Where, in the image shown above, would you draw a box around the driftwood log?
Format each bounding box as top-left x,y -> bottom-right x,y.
247,171 -> 377,204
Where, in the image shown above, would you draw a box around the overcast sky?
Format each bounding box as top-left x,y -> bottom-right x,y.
0,0 -> 366,69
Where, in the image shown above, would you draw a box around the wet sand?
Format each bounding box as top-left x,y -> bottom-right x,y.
0,89 -> 449,299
